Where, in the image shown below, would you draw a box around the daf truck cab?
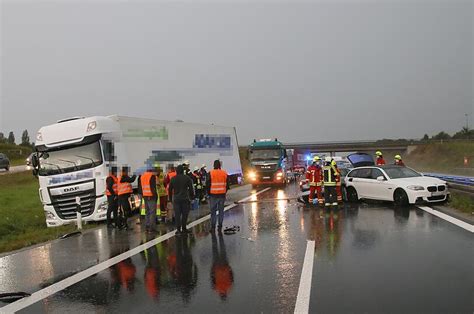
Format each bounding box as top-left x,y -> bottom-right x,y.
32,115 -> 243,227
247,139 -> 288,187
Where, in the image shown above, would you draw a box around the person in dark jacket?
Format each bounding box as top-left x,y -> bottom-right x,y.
106,167 -> 119,228
168,165 -> 195,235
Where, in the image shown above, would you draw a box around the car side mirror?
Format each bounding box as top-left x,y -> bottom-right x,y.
376,176 -> 385,182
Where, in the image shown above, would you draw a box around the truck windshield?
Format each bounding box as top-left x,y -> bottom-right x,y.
38,141 -> 103,176
250,149 -> 282,160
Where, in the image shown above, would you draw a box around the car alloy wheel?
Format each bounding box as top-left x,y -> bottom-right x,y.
394,189 -> 409,206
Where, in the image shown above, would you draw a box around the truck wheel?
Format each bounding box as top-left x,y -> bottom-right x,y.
393,189 -> 409,206
347,187 -> 358,203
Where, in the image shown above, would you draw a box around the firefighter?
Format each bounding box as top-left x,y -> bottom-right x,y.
322,157 -> 339,208
306,156 -> 323,205
193,167 -> 205,204
164,165 -> 177,223
332,160 -> 343,203
394,154 -> 405,166
375,151 -> 386,165
156,165 -> 168,223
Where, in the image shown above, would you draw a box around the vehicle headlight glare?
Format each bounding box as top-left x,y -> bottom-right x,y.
248,171 -> 257,180
407,185 -> 424,191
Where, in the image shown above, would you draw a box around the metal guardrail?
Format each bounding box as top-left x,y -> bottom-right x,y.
423,173 -> 474,186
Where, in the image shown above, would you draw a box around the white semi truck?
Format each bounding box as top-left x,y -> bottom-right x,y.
32,115 -> 243,227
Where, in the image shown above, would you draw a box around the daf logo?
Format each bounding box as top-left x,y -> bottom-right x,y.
64,186 -> 80,193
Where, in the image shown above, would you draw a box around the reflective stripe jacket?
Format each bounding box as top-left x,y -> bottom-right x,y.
323,165 -> 339,186
306,164 -> 322,186
106,175 -> 118,196
118,175 -> 134,195
140,172 -> 156,197
208,169 -> 228,195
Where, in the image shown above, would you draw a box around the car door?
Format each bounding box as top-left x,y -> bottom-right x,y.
364,168 -> 394,200
348,168 -> 372,198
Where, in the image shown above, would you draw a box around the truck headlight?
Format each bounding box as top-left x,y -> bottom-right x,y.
407,185 -> 425,191
248,171 -> 257,180
97,201 -> 108,213
45,211 -> 55,220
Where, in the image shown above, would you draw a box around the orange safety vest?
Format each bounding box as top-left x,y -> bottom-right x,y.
210,169 -> 228,195
118,176 -> 133,195
140,172 -> 155,197
106,175 -> 118,196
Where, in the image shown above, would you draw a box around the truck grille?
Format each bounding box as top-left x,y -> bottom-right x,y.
51,189 -> 96,220
254,164 -> 277,172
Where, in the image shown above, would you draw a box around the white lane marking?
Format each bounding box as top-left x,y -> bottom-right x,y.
1,187 -> 272,313
294,240 -> 315,314
418,206 -> 474,233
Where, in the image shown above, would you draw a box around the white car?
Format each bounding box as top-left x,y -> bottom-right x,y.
344,165 -> 449,206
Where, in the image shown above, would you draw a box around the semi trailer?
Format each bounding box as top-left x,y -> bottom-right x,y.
32,115 -> 243,227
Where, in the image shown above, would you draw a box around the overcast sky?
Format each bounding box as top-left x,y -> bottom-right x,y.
1,0 -> 472,144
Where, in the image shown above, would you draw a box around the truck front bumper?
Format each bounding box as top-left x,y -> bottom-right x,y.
44,195 -> 108,227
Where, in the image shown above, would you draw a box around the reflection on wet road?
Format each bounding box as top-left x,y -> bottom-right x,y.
5,184 -> 474,313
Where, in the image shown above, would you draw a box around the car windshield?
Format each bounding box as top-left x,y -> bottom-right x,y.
384,167 -> 422,179
250,149 -> 282,160
38,141 -> 103,176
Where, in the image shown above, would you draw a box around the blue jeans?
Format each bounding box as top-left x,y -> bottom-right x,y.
209,196 -> 226,228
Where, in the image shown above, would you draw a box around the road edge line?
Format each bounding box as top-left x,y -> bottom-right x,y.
294,240 -> 315,314
417,206 -> 474,233
1,187 -> 272,313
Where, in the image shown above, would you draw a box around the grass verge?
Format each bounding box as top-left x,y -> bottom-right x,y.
0,172 -> 94,254
448,192 -> 474,215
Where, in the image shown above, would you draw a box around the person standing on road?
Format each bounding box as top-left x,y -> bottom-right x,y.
306,156 -> 323,205
394,155 -> 405,166
168,165 -> 195,235
106,167 -> 119,228
156,165 -> 168,223
193,167 -> 205,204
322,157 -> 339,208
139,165 -> 159,233
207,160 -> 229,233
332,159 -> 343,203
164,164 -> 177,223
375,151 -> 386,165
118,166 -> 137,230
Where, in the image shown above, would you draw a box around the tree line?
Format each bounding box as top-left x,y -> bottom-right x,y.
0,130 -> 32,147
374,127 -> 472,145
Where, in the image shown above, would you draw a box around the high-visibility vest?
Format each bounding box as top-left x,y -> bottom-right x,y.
210,169 -> 228,195
157,173 -> 167,197
118,176 -> 133,195
141,172 -> 155,197
106,175 -> 118,196
323,165 -> 338,187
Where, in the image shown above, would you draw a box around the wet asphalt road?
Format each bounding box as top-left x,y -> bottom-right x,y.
2,184 -> 473,313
